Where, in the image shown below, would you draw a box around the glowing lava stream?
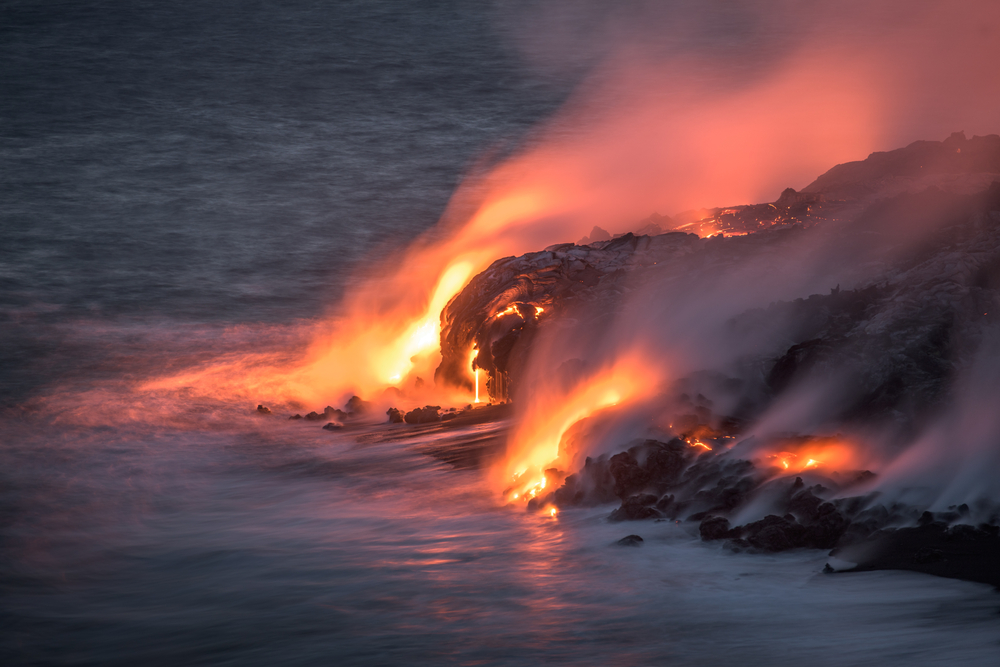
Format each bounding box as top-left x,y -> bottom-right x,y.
759,438 -> 861,475
495,353 -> 659,504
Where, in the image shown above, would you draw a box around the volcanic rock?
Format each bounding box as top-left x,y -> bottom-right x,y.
551,455 -> 617,507
803,132 -> 1000,200
288,414 -> 303,420
324,406 -> 349,421
255,404 -> 271,415
608,451 -> 651,500
834,522 -> 1000,587
743,515 -> 806,552
578,225 -> 612,245
609,494 -> 661,521
607,439 -> 694,500
445,133 -> 1000,582
404,405 -> 441,424
346,395 -> 372,415
304,411 -> 324,421
699,516 -> 735,541
322,422 -> 343,431
386,407 -> 404,423
615,534 -> 644,547
437,232 -> 696,401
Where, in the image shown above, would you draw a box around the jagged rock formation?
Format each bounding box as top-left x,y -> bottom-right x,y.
431,133 -> 1000,585
531,433 -> 1000,586
437,133 -> 1000,422
803,131 -> 1000,200
433,133 -> 1000,584
436,232 -> 696,400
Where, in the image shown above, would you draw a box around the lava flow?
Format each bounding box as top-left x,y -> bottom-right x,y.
495,352 -> 660,504
754,436 -> 865,476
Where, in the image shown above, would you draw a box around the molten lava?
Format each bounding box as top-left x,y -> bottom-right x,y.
759,437 -> 861,475
495,353 -> 660,503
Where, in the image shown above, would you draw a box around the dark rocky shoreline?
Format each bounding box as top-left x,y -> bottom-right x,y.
533,435 -> 1000,588
440,133 -> 1000,589
262,133 -> 1000,589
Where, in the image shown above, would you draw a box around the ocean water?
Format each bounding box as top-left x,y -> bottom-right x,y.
3,418 -> 999,666
0,0 -> 568,400
2,2 -> 999,665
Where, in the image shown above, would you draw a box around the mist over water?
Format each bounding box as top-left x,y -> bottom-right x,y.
5,420 -> 999,666
3,1 -> 1000,665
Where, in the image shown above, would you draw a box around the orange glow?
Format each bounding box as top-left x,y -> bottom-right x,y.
495,352 -> 659,502
128,2 -> 906,416
136,13 -> 893,413
118,1 -> 1000,425
760,437 -> 861,474
494,304 -> 520,320
470,347 -> 481,403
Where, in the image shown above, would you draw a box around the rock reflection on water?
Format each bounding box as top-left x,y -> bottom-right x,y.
2,418 -> 998,666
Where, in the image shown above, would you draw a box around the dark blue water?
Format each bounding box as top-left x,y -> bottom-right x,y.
3,3 -> 999,665
0,0 -> 569,400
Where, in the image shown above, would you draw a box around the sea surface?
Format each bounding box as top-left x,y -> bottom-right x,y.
2,2 -> 998,665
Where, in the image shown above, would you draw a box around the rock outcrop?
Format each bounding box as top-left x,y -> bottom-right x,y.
437,133 -> 1000,427
437,133 -> 1000,584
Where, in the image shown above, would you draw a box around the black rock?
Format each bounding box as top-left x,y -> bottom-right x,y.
324,406 -> 349,421
386,407 -> 404,424
752,524 -> 797,551
914,547 -> 945,564
288,414 -> 303,420
802,505 -> 850,549
552,455 -> 617,507
404,406 -> 441,424
725,538 -> 751,552
615,534 -> 644,547
644,444 -> 688,486
322,422 -> 343,431
608,451 -> 650,499
609,494 -> 660,521
255,405 -> 271,415
346,395 -> 372,415
699,516 -> 734,541
304,411 -> 324,421
743,515 -> 807,552
835,522 -> 1000,587
655,494 -> 675,514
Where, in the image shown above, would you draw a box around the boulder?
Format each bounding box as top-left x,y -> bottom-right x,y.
346,395 -> 372,415
609,494 -> 660,521
324,406 -> 349,421
699,516 -> 734,541
404,406 -> 441,424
